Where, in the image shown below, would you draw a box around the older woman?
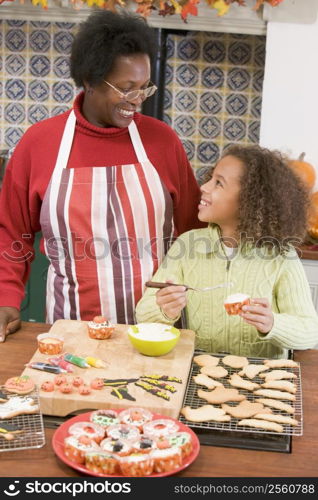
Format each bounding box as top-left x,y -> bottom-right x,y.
0,10 -> 203,341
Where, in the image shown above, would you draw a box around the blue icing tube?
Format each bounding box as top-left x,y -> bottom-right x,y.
64,353 -> 89,368
27,362 -> 67,374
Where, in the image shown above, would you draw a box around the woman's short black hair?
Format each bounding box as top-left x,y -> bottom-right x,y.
70,9 -> 156,88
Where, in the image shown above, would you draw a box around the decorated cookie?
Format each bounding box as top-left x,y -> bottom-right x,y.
72,376 -> 84,387
0,396 -> 39,419
0,390 -> 9,402
90,378 -> 104,390
54,374 -> 68,386
78,384 -> 91,395
40,381 -> 55,392
4,376 -> 35,395
59,383 -> 73,394
0,422 -> 24,441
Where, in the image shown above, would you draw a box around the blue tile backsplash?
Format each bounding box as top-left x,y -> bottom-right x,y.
0,20 -> 265,179
164,31 -> 265,181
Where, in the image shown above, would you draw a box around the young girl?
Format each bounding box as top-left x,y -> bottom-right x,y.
135,145 -> 318,358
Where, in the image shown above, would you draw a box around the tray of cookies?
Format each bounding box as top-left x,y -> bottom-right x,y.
179,352 -> 303,437
0,377 -> 45,452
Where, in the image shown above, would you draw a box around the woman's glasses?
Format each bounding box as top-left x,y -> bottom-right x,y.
103,80 -> 157,101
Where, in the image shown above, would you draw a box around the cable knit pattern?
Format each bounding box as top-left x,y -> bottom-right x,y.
135,227 -> 318,358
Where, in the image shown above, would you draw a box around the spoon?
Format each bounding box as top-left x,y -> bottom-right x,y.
145,281 -> 234,292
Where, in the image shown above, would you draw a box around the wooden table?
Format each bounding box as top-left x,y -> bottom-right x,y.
0,322 -> 317,477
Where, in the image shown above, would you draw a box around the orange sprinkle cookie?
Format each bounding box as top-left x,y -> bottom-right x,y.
4,375 -> 35,395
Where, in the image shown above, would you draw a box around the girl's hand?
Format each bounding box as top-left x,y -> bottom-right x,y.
239,298 -> 274,334
155,281 -> 187,320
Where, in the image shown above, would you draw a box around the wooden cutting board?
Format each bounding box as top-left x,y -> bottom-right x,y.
22,320 -> 196,419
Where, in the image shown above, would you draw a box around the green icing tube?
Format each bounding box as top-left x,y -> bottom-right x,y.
64,353 -> 89,368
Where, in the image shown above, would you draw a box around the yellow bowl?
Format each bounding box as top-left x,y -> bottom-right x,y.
127,323 -> 180,357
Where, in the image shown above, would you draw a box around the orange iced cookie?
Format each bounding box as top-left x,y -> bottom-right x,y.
4,376 -> 35,395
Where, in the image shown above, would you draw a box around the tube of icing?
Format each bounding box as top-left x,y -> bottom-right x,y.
64,353 -> 89,368
48,356 -> 74,373
85,356 -> 106,368
26,362 -> 67,374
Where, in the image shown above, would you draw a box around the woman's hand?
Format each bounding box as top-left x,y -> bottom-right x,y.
239,298 -> 274,334
155,281 -> 187,320
0,307 -> 21,343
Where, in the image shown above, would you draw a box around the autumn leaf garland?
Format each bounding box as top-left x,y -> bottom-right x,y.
0,0 -> 285,22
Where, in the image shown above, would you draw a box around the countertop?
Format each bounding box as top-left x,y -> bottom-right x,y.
0,321 -> 317,477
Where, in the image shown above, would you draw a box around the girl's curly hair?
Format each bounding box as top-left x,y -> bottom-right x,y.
222,144 -> 310,254
70,10 -> 156,88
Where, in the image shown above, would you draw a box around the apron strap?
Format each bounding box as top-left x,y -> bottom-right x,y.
54,110 -> 76,173
128,120 -> 149,163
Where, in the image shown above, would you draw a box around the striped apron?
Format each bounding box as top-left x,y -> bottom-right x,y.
40,110 -> 174,324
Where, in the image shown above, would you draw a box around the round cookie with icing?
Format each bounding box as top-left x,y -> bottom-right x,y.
4,375 -> 35,395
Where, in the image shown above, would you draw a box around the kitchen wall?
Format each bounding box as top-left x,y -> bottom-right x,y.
260,17 -> 318,191
164,31 -> 265,182
0,19 -> 265,181
0,20 -> 77,151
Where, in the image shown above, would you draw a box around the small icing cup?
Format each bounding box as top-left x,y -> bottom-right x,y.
37,332 -> 64,355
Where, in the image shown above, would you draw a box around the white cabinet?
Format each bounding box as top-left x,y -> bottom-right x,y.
302,259 -> 318,313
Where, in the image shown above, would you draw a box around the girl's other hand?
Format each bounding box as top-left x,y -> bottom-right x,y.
155,280 -> 187,320
239,298 -> 274,334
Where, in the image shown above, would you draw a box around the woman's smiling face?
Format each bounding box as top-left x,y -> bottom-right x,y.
83,53 -> 151,128
198,155 -> 244,229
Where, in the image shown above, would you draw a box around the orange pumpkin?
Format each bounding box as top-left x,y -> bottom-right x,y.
308,191 -> 318,239
289,153 -> 316,191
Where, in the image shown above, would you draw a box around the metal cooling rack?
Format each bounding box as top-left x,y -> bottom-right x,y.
179,352 -> 303,437
0,386 -> 46,452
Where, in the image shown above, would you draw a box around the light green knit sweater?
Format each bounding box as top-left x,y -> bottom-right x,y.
136,227 -> 318,358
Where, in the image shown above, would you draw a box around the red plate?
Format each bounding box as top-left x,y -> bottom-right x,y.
52,410 -> 200,477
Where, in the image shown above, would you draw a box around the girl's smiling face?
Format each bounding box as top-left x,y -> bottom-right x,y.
198,155 -> 245,233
